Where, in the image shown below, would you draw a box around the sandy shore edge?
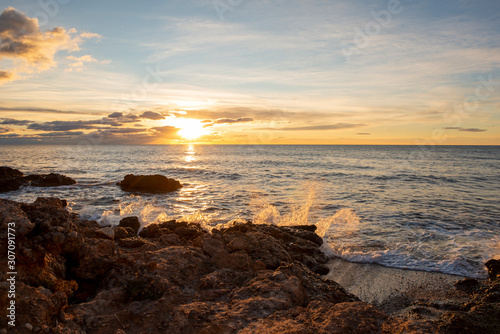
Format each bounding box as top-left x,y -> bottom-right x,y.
325,258 -> 469,314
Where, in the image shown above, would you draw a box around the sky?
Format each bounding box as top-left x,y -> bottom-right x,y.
0,0 -> 499,145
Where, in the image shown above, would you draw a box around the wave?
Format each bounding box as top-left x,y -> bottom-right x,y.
373,173 -> 458,183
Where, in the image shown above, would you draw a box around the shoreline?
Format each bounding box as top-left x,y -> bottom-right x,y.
1,196 -> 499,333
325,258 -> 468,315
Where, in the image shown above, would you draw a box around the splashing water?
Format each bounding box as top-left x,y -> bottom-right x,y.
252,182 -> 319,226
91,197 -> 173,230
181,211 -> 213,231
315,208 -> 361,238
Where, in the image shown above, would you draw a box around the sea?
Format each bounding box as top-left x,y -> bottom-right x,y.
0,145 -> 498,278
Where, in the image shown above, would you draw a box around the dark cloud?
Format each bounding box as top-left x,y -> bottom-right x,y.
0,70 -> 13,81
213,117 -> 254,124
150,126 -> 179,136
27,120 -> 105,131
356,133 -> 371,135
0,107 -> 98,115
0,118 -> 32,125
106,112 -> 140,123
140,111 -> 165,120
37,131 -> 85,137
107,112 -> 123,118
443,127 -> 487,132
180,106 -> 348,123
459,128 -> 486,132
259,123 -> 365,131
0,127 -> 10,133
98,128 -> 146,134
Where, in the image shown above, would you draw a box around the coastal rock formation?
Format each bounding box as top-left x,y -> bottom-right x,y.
0,197 -> 499,333
0,167 -> 76,193
485,259 -> 500,279
117,174 -> 183,193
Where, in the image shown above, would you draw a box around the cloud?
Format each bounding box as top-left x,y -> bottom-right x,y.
443,126 -> 487,132
356,133 -> 371,135
0,127 -> 10,133
459,128 -> 487,132
0,7 -> 101,82
0,70 -> 13,81
0,106 -> 97,114
151,125 -> 179,136
264,123 -> 365,131
27,120 -> 103,132
65,55 -> 98,72
107,112 -> 123,118
37,131 -> 85,137
140,111 -> 165,120
212,117 -> 254,124
0,118 -> 32,125
79,32 -> 102,40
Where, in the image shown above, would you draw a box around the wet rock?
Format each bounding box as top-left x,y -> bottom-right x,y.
26,173 -> 76,187
485,259 -> 500,280
0,167 -> 76,192
117,174 -> 182,193
118,216 -> 140,234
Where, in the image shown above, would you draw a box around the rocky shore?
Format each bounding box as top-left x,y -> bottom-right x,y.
0,197 -> 499,333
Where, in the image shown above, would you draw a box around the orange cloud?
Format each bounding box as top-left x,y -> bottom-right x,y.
0,7 -> 100,82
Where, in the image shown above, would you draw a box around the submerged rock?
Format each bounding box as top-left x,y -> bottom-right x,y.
117,174 -> 182,193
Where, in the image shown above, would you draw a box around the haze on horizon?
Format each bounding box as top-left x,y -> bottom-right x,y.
0,0 -> 499,145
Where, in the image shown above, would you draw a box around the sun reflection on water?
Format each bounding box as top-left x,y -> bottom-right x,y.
183,144 -> 196,163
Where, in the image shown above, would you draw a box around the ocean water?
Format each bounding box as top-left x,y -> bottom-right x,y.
0,145 -> 499,278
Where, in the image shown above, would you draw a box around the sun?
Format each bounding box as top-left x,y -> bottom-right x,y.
175,119 -> 209,140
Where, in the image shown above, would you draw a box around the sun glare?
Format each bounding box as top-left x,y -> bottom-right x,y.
175,119 -> 209,140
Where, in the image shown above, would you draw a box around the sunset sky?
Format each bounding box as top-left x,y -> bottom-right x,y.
0,0 -> 499,144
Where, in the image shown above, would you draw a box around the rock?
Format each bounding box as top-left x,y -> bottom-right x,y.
0,166 -> 24,192
117,237 -> 147,248
485,259 -> 500,279
117,174 -> 182,193
0,167 -> 76,192
25,323 -> 33,331
114,226 -> 135,240
26,173 -> 76,187
0,198 -> 34,237
454,278 -> 480,291
119,216 -> 141,234
202,237 -> 225,257
95,227 -> 115,240
6,196 -> 499,334
0,166 -> 24,177
211,249 -> 252,271
139,223 -> 164,238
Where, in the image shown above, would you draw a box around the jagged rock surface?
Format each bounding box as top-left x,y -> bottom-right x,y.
1,197 -> 499,333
